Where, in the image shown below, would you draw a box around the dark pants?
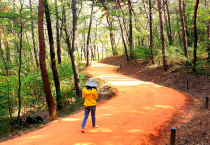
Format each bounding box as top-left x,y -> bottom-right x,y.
81,106 -> 96,129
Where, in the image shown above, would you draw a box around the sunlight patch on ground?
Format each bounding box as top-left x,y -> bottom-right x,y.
17,135 -> 51,145
74,142 -> 96,145
154,105 -> 174,109
61,118 -> 82,121
23,135 -> 44,140
126,129 -> 144,133
130,110 -> 146,114
89,128 -> 113,133
102,114 -> 111,116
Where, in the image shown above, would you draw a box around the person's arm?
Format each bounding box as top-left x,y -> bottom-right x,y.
83,88 -> 86,98
93,89 -> 98,100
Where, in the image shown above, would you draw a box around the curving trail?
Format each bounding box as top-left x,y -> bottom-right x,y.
1,62 -> 186,145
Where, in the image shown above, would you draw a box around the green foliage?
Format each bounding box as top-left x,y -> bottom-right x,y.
133,48 -> 151,60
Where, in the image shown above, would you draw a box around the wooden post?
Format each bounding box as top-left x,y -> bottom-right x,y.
205,96 -> 209,109
170,128 -> 176,145
186,81 -> 188,89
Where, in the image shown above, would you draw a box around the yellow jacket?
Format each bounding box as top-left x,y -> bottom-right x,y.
83,87 -> 98,106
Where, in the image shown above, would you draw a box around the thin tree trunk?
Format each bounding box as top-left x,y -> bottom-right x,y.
165,0 -> 173,45
143,0 -> 149,22
128,0 -> 134,60
81,47 -> 83,61
101,2 -> 117,56
208,21 -> 210,60
163,0 -> 170,45
118,0 -> 129,41
44,0 -> 62,110
86,0 -> 94,66
115,0 -> 129,61
2,30 -> 11,63
17,3 -> 23,119
13,0 -> 16,35
55,0 -> 61,64
176,9 -> 182,47
71,0 -> 82,98
38,0 -> 57,120
97,45 -> 99,60
29,0 -> 39,69
179,0 -> 189,58
0,31 -> 12,119
149,0 -> 154,64
157,0 -> 167,71
83,34 -> 86,61
193,0 -> 199,72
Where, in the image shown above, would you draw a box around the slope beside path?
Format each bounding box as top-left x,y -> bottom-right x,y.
1,62 -> 187,145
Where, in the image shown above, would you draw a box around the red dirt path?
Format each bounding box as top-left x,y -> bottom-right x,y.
1,62 -> 187,145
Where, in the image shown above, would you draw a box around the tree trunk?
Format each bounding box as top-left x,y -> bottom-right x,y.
17,3 -> 23,119
29,0 -> 39,69
118,0 -> 129,41
208,21 -> 210,60
81,47 -> 83,61
86,0 -> 94,66
176,9 -> 182,47
165,0 -> 173,45
12,0 -> 16,36
55,0 -> 61,64
38,0 -> 57,120
193,0 -> 199,72
71,0 -> 82,98
149,0 -> 154,64
143,0 -> 149,22
97,45 -> 99,60
163,0 -> 170,45
128,0 -> 134,60
179,0 -> 189,58
101,2 -> 117,56
116,0 -> 129,62
44,0 -> 62,110
157,0 -> 167,71
0,30 -> 12,119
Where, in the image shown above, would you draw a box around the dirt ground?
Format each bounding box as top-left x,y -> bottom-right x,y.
100,56 -> 210,144
1,59 -> 187,145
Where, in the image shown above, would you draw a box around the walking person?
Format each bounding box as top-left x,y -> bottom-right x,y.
81,78 -> 98,133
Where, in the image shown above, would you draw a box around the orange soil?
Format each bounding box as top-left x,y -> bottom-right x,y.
1,62 -> 187,145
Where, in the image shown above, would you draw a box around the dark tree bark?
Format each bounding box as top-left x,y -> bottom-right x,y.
165,0 -> 173,45
17,3 -> 23,119
128,0 -> 134,60
193,0 -> 199,72
101,2 -> 117,56
162,0 -> 170,45
179,0 -> 189,58
55,0 -> 61,64
208,21 -> 210,60
149,0 -> 154,64
29,0 -> 39,69
38,0 -> 57,120
71,0 -> 82,98
116,0 -> 129,62
44,0 -> 62,110
86,0 -> 94,66
157,0 -> 168,71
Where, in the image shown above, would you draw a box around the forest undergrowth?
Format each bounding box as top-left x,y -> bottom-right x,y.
0,60 -> 116,142
101,55 -> 210,144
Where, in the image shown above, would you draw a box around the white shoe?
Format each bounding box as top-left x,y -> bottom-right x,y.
93,125 -> 98,128
81,129 -> 86,133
